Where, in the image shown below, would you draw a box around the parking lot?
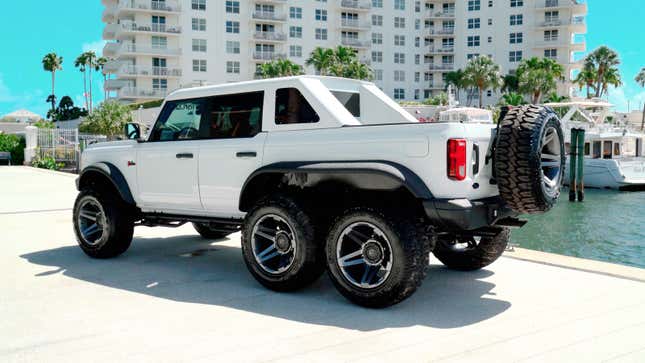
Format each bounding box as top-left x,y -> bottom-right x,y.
1,166 -> 644,362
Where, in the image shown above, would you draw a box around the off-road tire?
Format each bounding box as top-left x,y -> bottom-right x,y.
192,223 -> 232,240
325,207 -> 434,308
73,189 -> 134,259
495,105 -> 565,214
241,195 -> 325,291
433,227 -> 510,271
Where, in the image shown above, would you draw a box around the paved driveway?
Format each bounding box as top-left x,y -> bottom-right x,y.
1,166 -> 644,362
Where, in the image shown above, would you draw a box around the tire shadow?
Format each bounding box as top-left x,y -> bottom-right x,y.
20,234 -> 511,331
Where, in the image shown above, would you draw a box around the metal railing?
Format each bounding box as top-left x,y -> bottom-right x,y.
341,38 -> 371,47
121,43 -> 182,56
427,28 -> 455,35
427,46 -> 455,53
251,11 -> 287,21
340,19 -> 371,29
253,31 -> 287,41
340,0 -> 372,10
119,21 -> 182,34
116,0 -> 181,12
252,51 -> 287,60
118,87 -> 169,98
428,63 -> 455,70
120,65 -> 182,77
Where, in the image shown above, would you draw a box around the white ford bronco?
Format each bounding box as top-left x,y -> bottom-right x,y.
74,76 -> 565,307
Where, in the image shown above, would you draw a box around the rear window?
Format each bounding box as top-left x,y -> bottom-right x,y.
331,91 -> 360,117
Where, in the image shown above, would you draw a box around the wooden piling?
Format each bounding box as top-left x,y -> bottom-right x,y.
576,129 -> 585,202
569,129 -> 578,202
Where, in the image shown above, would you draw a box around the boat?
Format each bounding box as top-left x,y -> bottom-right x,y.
544,100 -> 645,191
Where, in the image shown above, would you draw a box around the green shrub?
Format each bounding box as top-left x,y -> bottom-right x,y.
0,133 -> 26,165
128,99 -> 163,110
31,156 -> 64,170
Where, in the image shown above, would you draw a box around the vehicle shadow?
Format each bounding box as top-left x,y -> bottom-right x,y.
21,234 -> 511,331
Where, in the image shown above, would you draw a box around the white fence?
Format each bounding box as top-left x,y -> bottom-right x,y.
24,126 -> 107,171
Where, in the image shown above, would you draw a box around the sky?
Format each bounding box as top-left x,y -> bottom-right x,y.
0,0 -> 644,118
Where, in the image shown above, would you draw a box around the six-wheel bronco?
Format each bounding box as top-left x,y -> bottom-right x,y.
74,76 -> 565,307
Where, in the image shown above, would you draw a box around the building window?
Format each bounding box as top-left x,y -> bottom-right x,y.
192,59 -> 207,72
151,36 -> 167,49
509,50 -> 523,62
289,7 -> 302,19
191,0 -> 206,11
315,9 -> 328,21
394,0 -> 406,10
372,51 -> 383,63
415,72 -> 420,82
510,14 -> 523,25
394,35 -> 405,46
192,18 -> 206,31
374,69 -> 383,80
394,52 -> 405,64
394,70 -> 406,82
510,32 -> 523,44
315,28 -> 328,40
468,0 -> 481,11
488,0 -> 493,6
488,36 -> 493,43
394,88 -> 405,100
415,54 -> 420,65
226,21 -> 240,33
544,49 -> 558,59
290,45 -> 302,57
394,17 -> 405,28
372,33 -> 383,44
226,61 -> 240,74
226,41 -> 240,54
372,0 -> 383,8
290,26 -> 302,38
467,53 -> 480,60
192,39 -> 207,52
510,0 -> 523,7
468,18 -> 480,29
152,78 -> 167,90
545,29 -> 559,41
467,36 -> 480,47
225,1 -> 239,13
487,90 -> 492,97
415,37 -> 420,47
372,15 -> 383,26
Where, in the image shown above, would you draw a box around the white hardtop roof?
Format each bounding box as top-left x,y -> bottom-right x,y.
165,76 -> 372,101
544,100 -> 614,109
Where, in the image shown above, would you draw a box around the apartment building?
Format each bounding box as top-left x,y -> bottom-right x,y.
101,0 -> 587,106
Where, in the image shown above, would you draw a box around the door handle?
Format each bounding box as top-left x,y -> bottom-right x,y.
236,151 -> 257,158
176,153 -> 193,159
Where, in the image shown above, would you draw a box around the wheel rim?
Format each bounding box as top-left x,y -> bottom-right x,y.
336,222 -> 393,289
251,214 -> 297,275
77,197 -> 106,246
540,126 -> 562,197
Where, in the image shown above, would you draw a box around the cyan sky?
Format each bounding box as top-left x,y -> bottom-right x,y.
0,0 -> 643,118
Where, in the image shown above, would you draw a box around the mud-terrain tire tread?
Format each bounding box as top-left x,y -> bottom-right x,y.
241,194 -> 325,291
192,223 -> 232,240
494,104 -> 565,214
433,227 -> 510,271
73,189 -> 134,259
326,207 -> 435,308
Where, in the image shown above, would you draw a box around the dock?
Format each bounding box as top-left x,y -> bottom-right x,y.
1,166 -> 644,362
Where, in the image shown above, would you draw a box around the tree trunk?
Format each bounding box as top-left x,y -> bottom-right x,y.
478,88 -> 483,108
51,71 -> 56,112
641,102 -> 645,131
88,66 -> 93,112
82,70 -> 88,111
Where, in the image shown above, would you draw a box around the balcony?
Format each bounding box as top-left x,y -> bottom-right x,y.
428,82 -> 446,90
426,10 -> 456,19
119,43 -> 182,57
534,38 -> 585,52
341,38 -> 371,48
427,28 -> 455,36
426,46 -> 455,54
117,21 -> 182,36
103,42 -> 121,57
103,23 -> 119,39
340,19 -> 371,30
340,0 -> 371,11
115,0 -> 181,13
535,0 -> 587,14
252,51 -> 287,61
117,87 -> 169,99
118,65 -> 183,78
251,11 -> 287,22
253,31 -> 287,42
428,63 -> 455,71
537,16 -> 586,31
254,0 -> 287,3
104,79 -> 128,90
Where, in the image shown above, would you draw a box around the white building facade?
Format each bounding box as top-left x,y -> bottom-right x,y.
101,0 -> 587,106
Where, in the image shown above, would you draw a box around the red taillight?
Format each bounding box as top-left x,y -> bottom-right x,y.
447,139 -> 467,181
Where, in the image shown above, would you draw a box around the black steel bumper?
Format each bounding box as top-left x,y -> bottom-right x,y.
423,196 -> 519,231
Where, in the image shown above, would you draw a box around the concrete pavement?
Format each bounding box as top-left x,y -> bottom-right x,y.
1,166 -> 644,362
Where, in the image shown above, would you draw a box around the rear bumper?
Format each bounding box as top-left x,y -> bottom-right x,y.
423,196 -> 518,231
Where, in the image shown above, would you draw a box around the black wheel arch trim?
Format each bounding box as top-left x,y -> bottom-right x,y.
239,160 -> 434,211
76,162 -> 135,205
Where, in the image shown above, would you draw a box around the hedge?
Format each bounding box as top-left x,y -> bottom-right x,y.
0,133 -> 26,165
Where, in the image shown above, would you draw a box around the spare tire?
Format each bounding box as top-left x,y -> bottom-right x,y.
494,105 -> 565,214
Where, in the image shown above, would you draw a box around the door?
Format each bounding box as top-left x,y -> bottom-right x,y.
136,98 -> 206,212
198,91 -> 267,216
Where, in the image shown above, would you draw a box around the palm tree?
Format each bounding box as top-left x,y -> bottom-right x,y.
95,57 -> 109,102
573,65 -> 597,99
305,47 -> 334,75
445,69 -> 465,100
501,73 -> 519,93
257,59 -> 304,78
584,46 -> 621,98
462,56 -> 503,108
500,92 -> 526,106
545,92 -> 568,103
516,57 -> 564,104
74,53 -> 89,110
42,52 -> 63,113
635,67 -> 645,130
341,60 -> 373,80
599,67 -> 622,97
83,51 -> 97,112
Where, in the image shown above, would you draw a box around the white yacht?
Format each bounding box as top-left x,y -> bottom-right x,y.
545,100 -> 645,191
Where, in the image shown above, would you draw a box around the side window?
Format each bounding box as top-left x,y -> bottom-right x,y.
205,91 -> 264,139
150,99 -> 206,141
275,88 -> 320,124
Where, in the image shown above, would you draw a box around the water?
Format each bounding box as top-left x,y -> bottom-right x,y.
511,188 -> 645,269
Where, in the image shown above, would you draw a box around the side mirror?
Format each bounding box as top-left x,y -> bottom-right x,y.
125,123 -> 141,140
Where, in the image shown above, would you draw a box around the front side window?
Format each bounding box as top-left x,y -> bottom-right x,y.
150,99 -> 206,141
206,92 -> 264,139
275,88 -> 320,124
